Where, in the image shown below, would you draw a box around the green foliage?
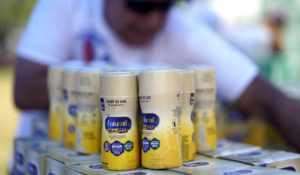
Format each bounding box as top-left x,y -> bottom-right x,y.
0,0 -> 36,46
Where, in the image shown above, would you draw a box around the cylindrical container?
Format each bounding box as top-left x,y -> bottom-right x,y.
75,67 -> 102,154
62,66 -> 82,149
48,65 -> 64,141
139,69 -> 182,169
99,72 -> 140,170
178,69 -> 196,162
121,68 -> 144,150
193,66 -> 217,152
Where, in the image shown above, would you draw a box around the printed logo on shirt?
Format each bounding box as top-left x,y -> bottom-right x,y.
73,30 -> 111,63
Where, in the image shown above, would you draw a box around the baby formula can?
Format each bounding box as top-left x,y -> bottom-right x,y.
99,72 -> 140,170
178,69 -> 196,162
62,66 -> 82,149
48,65 -> 64,141
139,69 -> 182,169
75,67 -> 102,154
193,66 -> 217,152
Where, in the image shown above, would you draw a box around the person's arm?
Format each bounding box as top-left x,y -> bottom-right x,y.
234,75 -> 300,152
13,0 -> 73,110
174,18 -> 300,151
14,58 -> 49,110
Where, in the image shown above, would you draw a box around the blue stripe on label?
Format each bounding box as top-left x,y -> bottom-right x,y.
89,164 -> 102,169
224,170 -> 253,175
63,89 -> 68,100
27,162 -> 37,175
68,105 -> 77,116
238,151 -> 262,157
281,167 -> 296,171
100,98 -> 105,111
183,161 -> 209,167
48,172 -> 55,175
15,152 -> 23,165
190,93 -> 194,105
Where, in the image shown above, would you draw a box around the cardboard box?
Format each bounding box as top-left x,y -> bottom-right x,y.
222,166 -> 299,175
199,139 -> 261,158
45,151 -> 100,175
170,155 -> 250,175
25,140 -> 64,175
13,138 -> 62,175
13,138 -> 35,175
65,162 -> 183,175
222,150 -> 300,172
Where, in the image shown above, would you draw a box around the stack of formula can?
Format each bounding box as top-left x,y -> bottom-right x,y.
12,61 -> 300,175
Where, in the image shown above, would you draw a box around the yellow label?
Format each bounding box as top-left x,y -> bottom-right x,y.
181,114 -> 196,162
140,93 -> 182,169
180,93 -> 196,162
49,99 -> 64,141
75,104 -> 101,154
100,96 -> 140,171
63,90 -> 77,149
194,108 -> 217,151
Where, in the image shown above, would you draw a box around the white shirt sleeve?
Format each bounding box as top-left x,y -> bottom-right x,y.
168,13 -> 259,102
191,23 -> 258,102
16,0 -> 73,65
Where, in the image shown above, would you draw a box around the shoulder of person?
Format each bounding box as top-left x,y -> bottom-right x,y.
165,8 -> 213,44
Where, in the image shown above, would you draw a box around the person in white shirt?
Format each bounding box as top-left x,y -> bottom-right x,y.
14,0 -> 300,151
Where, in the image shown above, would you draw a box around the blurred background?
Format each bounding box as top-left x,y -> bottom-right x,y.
1,0 -> 300,173
0,0 -> 36,173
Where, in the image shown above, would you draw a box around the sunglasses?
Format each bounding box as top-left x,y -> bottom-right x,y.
126,0 -> 175,15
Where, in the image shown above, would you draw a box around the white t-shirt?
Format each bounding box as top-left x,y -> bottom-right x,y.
17,0 -> 258,103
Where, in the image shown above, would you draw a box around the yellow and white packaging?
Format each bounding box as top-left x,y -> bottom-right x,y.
65,162 -> 183,175
45,150 -> 100,175
13,138 -> 35,175
139,69 -> 182,169
26,143 -> 68,175
32,115 -> 49,138
105,169 -> 184,175
193,66 -> 217,152
222,150 -> 300,172
75,67 -> 102,154
199,139 -> 261,158
99,72 -> 140,170
65,162 -> 110,175
48,65 -> 65,141
63,66 -> 82,149
13,138 -> 63,175
170,155 -> 250,175
222,166 -> 299,175
178,69 -> 196,162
